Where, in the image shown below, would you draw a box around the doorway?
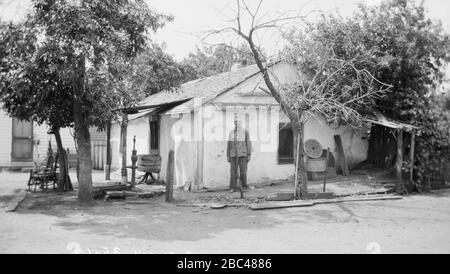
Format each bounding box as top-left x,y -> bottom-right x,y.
11,117 -> 34,163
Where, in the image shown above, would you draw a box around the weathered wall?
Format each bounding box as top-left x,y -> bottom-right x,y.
159,113 -> 200,189
111,116 -> 150,169
196,61 -> 369,188
304,117 -> 369,168
108,62 -> 369,188
198,106 -> 369,189
201,105 -> 295,189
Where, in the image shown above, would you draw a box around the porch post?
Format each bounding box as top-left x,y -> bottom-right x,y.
410,130 -> 416,184
396,128 -> 404,195
131,135 -> 138,187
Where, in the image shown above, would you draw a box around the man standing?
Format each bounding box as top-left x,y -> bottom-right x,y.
227,119 -> 252,192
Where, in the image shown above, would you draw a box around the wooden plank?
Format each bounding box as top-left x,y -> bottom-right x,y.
410,130 -> 416,184
165,150 -> 175,203
250,195 -> 402,210
250,201 -> 315,210
138,155 -> 162,161
334,135 -> 349,176
176,203 -> 249,208
313,195 -> 402,205
323,148 -> 330,193
396,129 -> 404,195
105,191 -> 126,198
92,184 -> 132,195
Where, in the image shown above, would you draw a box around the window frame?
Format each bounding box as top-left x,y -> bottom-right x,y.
277,122 -> 294,165
149,116 -> 160,151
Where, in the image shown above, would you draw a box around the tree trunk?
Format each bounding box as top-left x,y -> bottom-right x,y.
293,122 -> 308,200
54,128 -> 73,192
243,34 -> 308,199
105,122 -> 112,181
73,56 -> 94,205
120,112 -> 128,185
73,112 -> 94,205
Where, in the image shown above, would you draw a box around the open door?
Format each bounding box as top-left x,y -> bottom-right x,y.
149,115 -> 160,155
11,117 -> 34,163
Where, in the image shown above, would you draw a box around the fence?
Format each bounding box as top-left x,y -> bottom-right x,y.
91,140 -> 107,170
428,159 -> 450,189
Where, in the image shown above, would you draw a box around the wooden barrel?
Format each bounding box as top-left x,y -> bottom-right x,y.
306,157 -> 327,173
137,154 -> 162,173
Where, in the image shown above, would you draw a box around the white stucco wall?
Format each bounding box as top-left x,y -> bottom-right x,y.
111,117 -> 150,169
109,62 -> 369,188
198,105 -> 369,189
200,105 -> 295,188
304,117 -> 369,168
109,110 -> 368,189
197,61 -> 369,188
158,114 -> 174,180
159,113 -> 202,189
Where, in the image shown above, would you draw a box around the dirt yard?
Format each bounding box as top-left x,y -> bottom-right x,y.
1,171 -> 449,254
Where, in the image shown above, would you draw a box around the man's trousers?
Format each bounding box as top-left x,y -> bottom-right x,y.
230,156 -> 248,190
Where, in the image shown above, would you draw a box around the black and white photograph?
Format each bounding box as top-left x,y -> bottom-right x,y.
0,0 -> 449,257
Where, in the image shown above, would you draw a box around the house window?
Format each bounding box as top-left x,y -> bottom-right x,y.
278,123 -> 294,164
149,117 -> 160,150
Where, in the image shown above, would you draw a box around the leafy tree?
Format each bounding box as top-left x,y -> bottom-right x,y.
206,0 -> 390,199
284,0 -> 450,192
0,0 -> 170,204
182,43 -> 256,78
279,0 -> 450,193
126,43 -> 197,100
353,0 -> 450,191
0,21 -> 75,190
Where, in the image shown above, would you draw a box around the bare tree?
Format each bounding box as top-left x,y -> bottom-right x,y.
203,0 -> 391,200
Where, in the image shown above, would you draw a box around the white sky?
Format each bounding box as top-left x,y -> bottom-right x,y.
1,0 -> 449,60
146,0 -> 450,60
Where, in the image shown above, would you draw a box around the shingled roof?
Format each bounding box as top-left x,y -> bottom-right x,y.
138,64 -> 261,114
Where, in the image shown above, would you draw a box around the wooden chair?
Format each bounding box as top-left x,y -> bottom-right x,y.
27,153 -> 59,192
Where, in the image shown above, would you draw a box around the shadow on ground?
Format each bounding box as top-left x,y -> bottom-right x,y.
16,191 -> 281,242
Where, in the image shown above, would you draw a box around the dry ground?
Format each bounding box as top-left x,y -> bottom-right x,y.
0,171 -> 449,254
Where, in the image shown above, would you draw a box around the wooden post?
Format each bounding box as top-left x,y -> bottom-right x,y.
131,136 -> 138,187
105,122 -> 111,181
166,150 -> 175,203
396,129 -> 404,195
323,148 -> 330,193
334,135 -> 349,176
120,112 -> 128,185
409,130 -> 416,184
